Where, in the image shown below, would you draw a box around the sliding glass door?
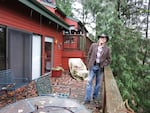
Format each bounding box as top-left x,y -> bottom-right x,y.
8,29 -> 32,80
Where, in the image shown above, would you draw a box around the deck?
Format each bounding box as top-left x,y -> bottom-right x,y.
51,72 -> 102,113
0,72 -> 102,113
0,67 -> 134,113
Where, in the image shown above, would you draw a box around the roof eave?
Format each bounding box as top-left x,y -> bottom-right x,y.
19,0 -> 69,30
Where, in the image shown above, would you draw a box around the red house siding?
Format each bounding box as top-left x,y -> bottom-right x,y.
53,33 -> 63,67
65,18 -> 78,27
62,50 -> 86,70
40,27 -> 63,73
62,18 -> 87,70
0,0 -> 91,75
43,5 -> 55,14
35,1 -> 89,70
86,38 -> 93,55
64,37 -> 78,49
0,2 -> 63,75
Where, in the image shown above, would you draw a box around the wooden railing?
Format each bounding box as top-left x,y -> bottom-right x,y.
102,66 -> 135,113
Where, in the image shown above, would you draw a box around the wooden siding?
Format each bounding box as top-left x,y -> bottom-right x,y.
85,37 -> 93,56
64,18 -> 78,28
64,37 -> 78,49
62,50 -> 86,70
0,0 -> 90,73
0,2 -> 63,75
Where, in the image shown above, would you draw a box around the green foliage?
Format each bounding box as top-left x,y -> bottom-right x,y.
88,0 -> 150,112
111,27 -> 150,112
57,0 -> 150,112
55,0 -> 73,16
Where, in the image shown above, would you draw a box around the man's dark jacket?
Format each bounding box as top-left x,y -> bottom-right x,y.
87,43 -> 111,70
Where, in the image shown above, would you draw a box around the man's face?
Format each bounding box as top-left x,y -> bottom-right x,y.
99,37 -> 107,44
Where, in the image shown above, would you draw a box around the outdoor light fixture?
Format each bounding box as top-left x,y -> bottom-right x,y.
55,39 -> 58,44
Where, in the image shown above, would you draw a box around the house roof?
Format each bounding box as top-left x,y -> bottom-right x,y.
19,0 -> 70,30
55,6 -> 66,17
67,16 -> 88,32
39,1 -> 66,17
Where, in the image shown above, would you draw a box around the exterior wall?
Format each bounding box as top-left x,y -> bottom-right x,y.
62,50 -> 86,70
62,19 -> 89,70
55,11 -> 65,20
0,0 -> 91,73
86,37 -> 93,55
64,36 -> 78,49
41,26 -> 63,73
62,34 -> 87,70
0,2 -> 63,75
65,18 -> 78,28
35,0 -> 90,71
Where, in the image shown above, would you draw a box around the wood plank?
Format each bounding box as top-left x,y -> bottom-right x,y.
103,66 -> 126,113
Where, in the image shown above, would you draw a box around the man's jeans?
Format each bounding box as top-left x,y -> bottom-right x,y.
84,65 -> 103,101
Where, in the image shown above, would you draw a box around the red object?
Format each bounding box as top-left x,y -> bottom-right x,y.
51,70 -> 62,77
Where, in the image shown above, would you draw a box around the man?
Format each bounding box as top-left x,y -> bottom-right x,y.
84,34 -> 111,104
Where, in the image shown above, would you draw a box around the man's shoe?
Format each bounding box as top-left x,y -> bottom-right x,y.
93,97 -> 96,101
83,100 -> 90,104
93,97 -> 97,103
93,97 -> 95,100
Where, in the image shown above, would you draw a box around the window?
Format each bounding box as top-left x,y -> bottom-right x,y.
0,26 -> 6,70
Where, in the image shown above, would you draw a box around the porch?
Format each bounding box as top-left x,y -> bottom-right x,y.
0,67 -> 134,113
0,71 -> 101,113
